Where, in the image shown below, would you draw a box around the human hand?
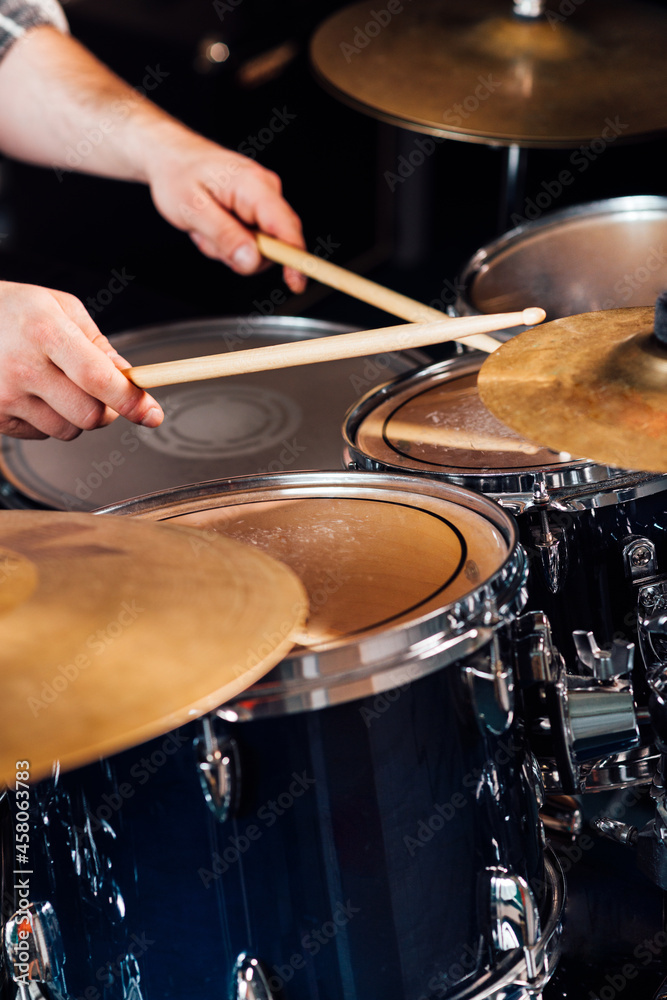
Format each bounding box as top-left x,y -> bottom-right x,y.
0,281 -> 163,440
144,128 -> 307,293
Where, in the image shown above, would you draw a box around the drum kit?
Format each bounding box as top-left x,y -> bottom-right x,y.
4,2 -> 667,1000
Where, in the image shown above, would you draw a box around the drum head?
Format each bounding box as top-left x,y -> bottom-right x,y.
98,471 -> 526,716
346,353 -> 600,494
0,317 -> 423,511
457,196 -> 667,321
171,492 -> 507,649
353,364 -> 566,473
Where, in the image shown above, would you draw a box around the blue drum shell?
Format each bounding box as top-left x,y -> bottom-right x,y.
24,636 -> 542,1000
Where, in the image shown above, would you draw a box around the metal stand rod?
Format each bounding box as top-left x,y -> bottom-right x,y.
498,144 -> 528,233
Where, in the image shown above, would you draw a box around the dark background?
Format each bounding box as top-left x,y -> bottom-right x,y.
3,0 -> 667,339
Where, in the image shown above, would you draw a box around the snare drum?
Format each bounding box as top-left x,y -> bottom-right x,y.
11,474 -> 563,1000
343,354 -> 667,702
0,317 -> 424,512
455,196 -> 667,338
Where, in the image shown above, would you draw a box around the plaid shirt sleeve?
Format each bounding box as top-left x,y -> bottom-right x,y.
0,0 -> 69,62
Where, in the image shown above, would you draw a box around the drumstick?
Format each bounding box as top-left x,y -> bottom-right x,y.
125,309 -> 544,389
256,233 -> 502,354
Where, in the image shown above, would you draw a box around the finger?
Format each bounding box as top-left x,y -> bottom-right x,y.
187,186 -> 264,273
45,304 -> 164,427
197,173 -> 307,290
20,361 -> 125,434
283,266 -> 307,295
0,414 -> 49,440
7,393 -> 83,440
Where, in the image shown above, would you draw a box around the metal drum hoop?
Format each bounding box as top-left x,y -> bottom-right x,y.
455,194 -> 667,337
96,470 -> 529,720
343,352 -> 667,509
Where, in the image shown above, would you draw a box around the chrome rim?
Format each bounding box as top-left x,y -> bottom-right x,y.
95,471 -> 528,718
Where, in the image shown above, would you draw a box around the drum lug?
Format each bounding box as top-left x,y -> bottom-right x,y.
528,508 -> 569,595
4,901 -> 73,1000
194,714 -> 241,824
463,629 -> 515,736
623,534 -> 658,583
484,868 -> 542,980
230,953 -> 275,1000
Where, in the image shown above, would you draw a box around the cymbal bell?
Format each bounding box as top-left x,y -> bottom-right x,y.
477,306 -> 667,473
0,511 -> 307,783
310,0 -> 667,147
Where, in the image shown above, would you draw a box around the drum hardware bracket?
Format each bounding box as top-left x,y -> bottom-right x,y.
512,613 -> 639,793
230,953 -> 275,1000
528,513 -> 569,596
593,764 -> 667,890
539,795 -> 583,838
572,630 -> 634,683
3,901 -> 73,1000
451,851 -> 564,1000
193,715 -> 241,825
485,868 -> 542,981
623,535 -> 659,584
463,628 -> 515,736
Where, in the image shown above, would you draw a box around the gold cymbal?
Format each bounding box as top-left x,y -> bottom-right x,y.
477,306 -> 667,472
310,0 -> 667,147
0,511 -> 307,783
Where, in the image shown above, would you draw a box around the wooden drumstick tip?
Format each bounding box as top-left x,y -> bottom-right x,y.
522,307 -> 547,326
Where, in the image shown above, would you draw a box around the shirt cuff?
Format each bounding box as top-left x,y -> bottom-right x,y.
0,0 -> 69,63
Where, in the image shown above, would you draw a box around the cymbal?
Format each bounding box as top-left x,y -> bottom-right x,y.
477,306 -> 667,473
0,511 -> 307,783
310,0 -> 667,147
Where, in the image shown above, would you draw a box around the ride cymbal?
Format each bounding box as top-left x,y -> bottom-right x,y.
310,0 -> 667,147
0,511 -> 307,783
477,306 -> 667,472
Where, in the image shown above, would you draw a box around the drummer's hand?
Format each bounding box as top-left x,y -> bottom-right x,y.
143,128 -> 307,294
0,281 -> 163,440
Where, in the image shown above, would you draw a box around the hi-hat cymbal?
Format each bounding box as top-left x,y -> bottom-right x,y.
477,306 -> 667,472
0,511 -> 307,783
310,0 -> 667,147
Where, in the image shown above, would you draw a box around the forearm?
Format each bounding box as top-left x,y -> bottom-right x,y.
0,25 -> 187,180
0,22 -> 306,287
